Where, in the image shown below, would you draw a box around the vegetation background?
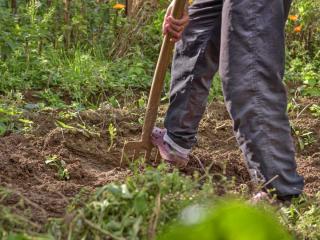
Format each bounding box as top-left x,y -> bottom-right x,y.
0,0 -> 319,239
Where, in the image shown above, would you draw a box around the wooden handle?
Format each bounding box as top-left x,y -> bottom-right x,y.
141,0 -> 187,142
171,0 -> 187,19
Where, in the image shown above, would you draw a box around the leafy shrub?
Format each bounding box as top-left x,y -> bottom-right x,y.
57,164 -> 214,239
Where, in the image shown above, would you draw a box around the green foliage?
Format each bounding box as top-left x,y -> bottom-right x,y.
0,232 -> 52,240
208,75 -> 223,102
285,56 -> 320,97
291,125 -> 316,151
159,201 -> 292,240
1,0 -> 318,104
137,94 -> 147,109
108,123 -> 117,151
45,155 -> 70,181
310,104 -> 320,117
286,0 -> 320,56
56,119 -> 100,138
57,164 -> 214,239
39,89 -> 66,109
280,194 -> 320,239
0,0 -> 160,105
0,103 -> 33,136
0,104 -> 21,135
0,0 -> 120,56
285,0 -> 320,97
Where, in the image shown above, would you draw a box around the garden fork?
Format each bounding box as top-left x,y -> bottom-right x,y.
121,0 -> 188,165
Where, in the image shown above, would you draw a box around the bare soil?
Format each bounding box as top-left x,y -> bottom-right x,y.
0,98 -> 319,226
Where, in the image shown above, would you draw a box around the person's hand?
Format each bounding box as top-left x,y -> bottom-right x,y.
163,3 -> 189,42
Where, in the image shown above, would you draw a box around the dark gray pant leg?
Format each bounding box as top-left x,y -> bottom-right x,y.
219,0 -> 304,196
164,0 -> 223,150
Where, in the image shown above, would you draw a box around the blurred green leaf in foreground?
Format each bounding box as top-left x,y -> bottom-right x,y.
159,201 -> 292,240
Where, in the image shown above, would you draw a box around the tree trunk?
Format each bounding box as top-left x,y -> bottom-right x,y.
63,0 -> 71,48
11,0 -> 17,14
126,0 -> 132,16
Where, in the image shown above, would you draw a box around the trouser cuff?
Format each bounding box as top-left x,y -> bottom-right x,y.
164,133 -> 191,155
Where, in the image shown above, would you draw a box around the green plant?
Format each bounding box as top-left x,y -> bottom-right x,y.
45,155 -> 70,181
0,104 -> 30,136
39,89 -> 66,108
108,123 -> 117,151
309,104 -> 320,117
208,75 -> 223,102
59,164 -> 214,239
292,126 -> 316,151
56,120 -> 100,138
108,96 -> 121,108
0,105 -> 18,136
284,0 -> 320,97
137,94 -> 147,109
280,193 -> 320,239
18,118 -> 34,133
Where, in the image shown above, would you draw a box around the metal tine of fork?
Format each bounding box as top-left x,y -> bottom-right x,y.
155,149 -> 161,163
145,150 -> 151,163
133,150 -> 138,161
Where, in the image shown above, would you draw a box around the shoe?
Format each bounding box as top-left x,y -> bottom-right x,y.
151,127 -> 189,168
250,191 -> 299,205
250,191 -> 271,204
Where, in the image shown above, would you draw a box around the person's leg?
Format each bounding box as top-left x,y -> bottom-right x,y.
164,0 -> 223,154
219,0 -> 304,197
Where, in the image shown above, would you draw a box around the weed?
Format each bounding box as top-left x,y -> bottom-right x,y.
108,123 -> 117,151
56,120 -> 75,130
108,96 -> 121,108
56,120 -> 100,138
76,123 -> 101,138
39,89 -> 66,109
280,193 -> 320,239
0,106 -> 16,136
137,94 -> 147,109
57,164 -> 214,240
58,111 -> 77,121
310,104 -> 320,117
208,75 -> 224,102
0,104 -> 33,136
45,155 -> 70,181
18,118 -> 34,133
292,126 -> 316,150
287,98 -> 301,114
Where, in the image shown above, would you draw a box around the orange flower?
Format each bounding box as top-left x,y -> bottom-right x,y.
113,3 -> 125,10
288,15 -> 298,21
294,25 -> 302,33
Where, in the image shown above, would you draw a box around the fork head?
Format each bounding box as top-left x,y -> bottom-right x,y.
121,140 -> 157,166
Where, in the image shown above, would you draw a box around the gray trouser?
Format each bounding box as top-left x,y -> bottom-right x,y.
164,0 -> 304,197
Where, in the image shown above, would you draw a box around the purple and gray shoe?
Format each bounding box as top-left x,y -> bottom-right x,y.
151,127 -> 189,168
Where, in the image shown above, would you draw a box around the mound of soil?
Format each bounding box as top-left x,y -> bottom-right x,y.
0,98 -> 319,227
